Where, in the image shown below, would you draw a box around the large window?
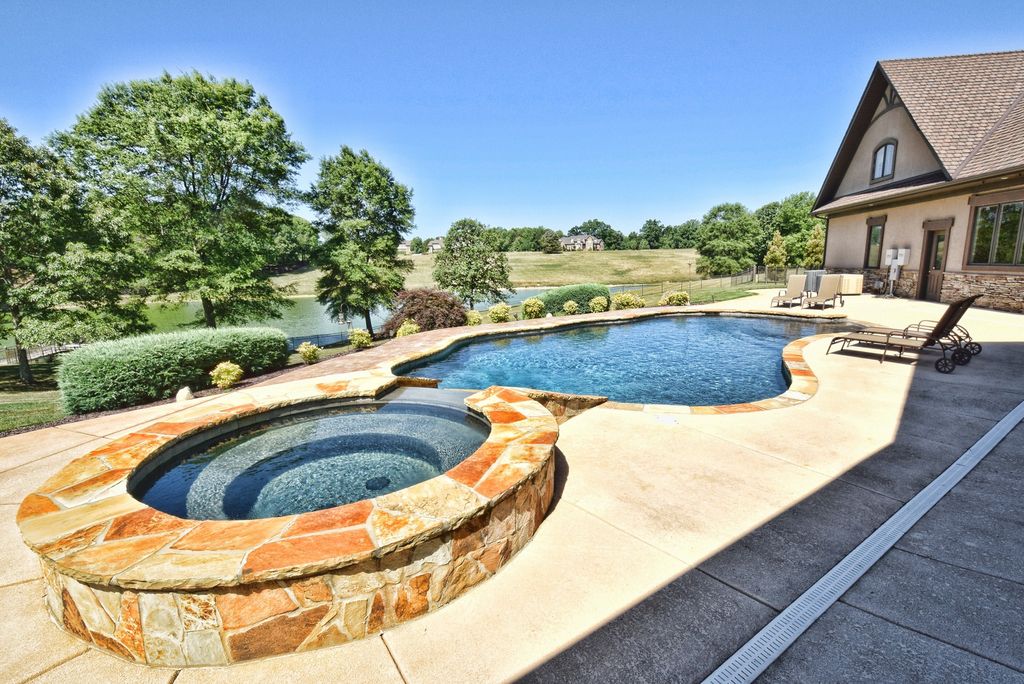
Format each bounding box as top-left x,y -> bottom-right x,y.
865,221 -> 885,268
872,142 -> 896,182
969,201 -> 1023,266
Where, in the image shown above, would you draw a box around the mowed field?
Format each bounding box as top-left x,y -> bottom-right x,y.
273,249 -> 699,295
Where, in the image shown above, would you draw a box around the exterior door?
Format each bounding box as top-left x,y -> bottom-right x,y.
919,229 -> 948,301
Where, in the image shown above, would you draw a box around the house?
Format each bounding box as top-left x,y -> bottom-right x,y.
427,238 -> 444,253
813,50 -> 1024,313
397,240 -> 412,254
559,234 -> 605,251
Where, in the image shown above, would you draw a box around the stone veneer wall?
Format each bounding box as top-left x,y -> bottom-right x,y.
40,458 -> 555,667
828,267 -> 1022,313
939,272 -> 1024,314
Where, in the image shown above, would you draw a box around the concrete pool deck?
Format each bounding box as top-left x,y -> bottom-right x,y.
1,292 -> 1022,682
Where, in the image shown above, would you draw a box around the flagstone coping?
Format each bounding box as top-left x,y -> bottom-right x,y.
17,377 -> 558,592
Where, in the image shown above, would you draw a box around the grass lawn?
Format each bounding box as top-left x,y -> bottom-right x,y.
273,249 -> 700,294
0,362 -> 66,433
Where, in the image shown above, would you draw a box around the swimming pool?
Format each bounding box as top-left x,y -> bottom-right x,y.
397,315 -> 838,405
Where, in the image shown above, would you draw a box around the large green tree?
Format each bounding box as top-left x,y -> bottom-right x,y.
54,72 -> 308,328
753,191 -> 824,266
695,203 -> 760,276
569,219 -> 624,250
433,219 -> 515,307
1,119 -> 148,384
268,214 -> 319,272
309,146 -> 415,335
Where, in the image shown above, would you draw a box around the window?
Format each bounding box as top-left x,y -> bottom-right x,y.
872,142 -> 896,182
969,201 -> 1024,266
865,221 -> 884,268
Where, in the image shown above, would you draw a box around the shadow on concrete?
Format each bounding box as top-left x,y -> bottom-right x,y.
519,340 -> 1024,683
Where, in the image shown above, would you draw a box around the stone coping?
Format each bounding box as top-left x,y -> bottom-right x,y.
377,308 -> 845,416
16,373 -> 558,591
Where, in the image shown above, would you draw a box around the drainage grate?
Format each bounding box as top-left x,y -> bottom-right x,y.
704,399 -> 1024,684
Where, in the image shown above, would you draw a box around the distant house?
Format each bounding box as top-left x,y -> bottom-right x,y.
559,234 -> 605,251
397,240 -> 412,254
427,238 -> 444,253
813,50 -> 1024,313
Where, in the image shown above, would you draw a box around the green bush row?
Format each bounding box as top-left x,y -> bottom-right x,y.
58,327 -> 289,414
540,284 -> 610,314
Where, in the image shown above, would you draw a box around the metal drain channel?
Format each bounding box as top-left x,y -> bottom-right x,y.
704,399 -> 1024,684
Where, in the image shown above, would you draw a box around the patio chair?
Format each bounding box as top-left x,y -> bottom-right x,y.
858,294 -> 984,359
802,274 -> 843,309
771,275 -> 806,308
826,294 -> 981,373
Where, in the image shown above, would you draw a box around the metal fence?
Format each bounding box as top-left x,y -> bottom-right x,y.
1,343 -> 81,366
284,332 -> 350,352
607,265 -> 805,303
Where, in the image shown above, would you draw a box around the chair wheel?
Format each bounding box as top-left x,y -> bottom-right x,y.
966,342 -> 982,356
935,357 -> 955,374
952,348 -> 971,366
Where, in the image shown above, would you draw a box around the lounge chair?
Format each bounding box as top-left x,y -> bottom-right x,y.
827,294 -> 981,373
802,274 -> 843,309
858,294 -> 983,358
771,275 -> 806,308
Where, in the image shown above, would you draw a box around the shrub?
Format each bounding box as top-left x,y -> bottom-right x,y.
540,283 -> 610,314
562,300 -> 580,315
58,327 -> 288,414
382,289 -> 468,337
658,291 -> 691,306
296,341 -> 321,365
396,319 -> 421,337
349,329 -> 373,349
488,302 -> 513,323
465,310 -> 483,326
210,361 -> 243,390
589,296 -> 608,313
522,297 -> 545,319
611,292 -> 645,310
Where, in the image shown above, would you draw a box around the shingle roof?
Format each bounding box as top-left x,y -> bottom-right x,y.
879,50 -> 1024,179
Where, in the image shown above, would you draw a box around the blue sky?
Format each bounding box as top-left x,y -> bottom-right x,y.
2,1 -> 1021,238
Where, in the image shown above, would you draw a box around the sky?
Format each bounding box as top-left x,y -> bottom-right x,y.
2,1 -> 1022,239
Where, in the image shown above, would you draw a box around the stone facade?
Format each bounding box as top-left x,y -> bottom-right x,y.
828,267 -> 1022,313
939,272 -> 1024,313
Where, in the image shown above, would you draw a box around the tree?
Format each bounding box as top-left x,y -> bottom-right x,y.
639,219 -> 666,249
433,218 -> 515,307
695,203 -> 760,276
754,192 -> 823,266
268,214 -> 319,272
539,229 -> 562,254
803,225 -> 826,268
310,146 -> 415,335
1,119 -> 149,384
409,237 -> 425,254
660,219 -> 700,248
54,72 -> 309,328
569,219 -> 624,250
763,230 -> 788,278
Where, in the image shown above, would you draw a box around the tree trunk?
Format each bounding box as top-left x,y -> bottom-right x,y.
200,297 -> 217,328
363,310 -> 374,337
9,306 -> 34,385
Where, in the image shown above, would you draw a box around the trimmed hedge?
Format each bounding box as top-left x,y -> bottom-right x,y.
58,327 -> 288,414
488,303 -> 513,323
588,296 -> 608,313
611,292 -> 645,310
540,284 -> 610,314
659,291 -> 691,306
521,297 -> 545,319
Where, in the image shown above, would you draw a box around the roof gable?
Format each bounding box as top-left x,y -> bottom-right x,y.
814,50 -> 1024,214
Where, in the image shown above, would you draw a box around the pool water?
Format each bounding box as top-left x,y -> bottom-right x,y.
132,400 -> 488,520
398,316 -> 835,405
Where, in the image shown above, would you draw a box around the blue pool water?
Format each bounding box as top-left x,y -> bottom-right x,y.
132,398 -> 488,520
398,316 -> 835,406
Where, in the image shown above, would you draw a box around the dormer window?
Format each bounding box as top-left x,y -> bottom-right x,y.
872,141 -> 896,182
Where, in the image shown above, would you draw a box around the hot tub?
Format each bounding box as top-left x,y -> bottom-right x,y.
17,374 -> 557,667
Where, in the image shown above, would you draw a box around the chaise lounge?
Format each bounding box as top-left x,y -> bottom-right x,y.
802,274 -> 843,309
826,294 -> 982,373
771,274 -> 806,308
